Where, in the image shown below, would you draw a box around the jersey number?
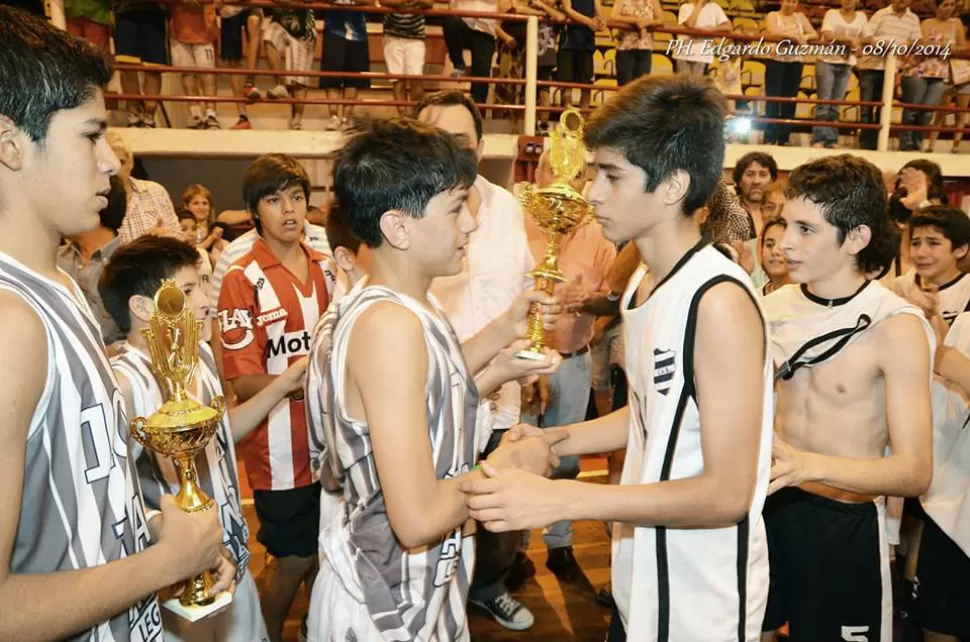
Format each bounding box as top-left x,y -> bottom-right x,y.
82,403 -> 116,483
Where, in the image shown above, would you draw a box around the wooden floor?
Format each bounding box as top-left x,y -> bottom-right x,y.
242,461 -> 613,642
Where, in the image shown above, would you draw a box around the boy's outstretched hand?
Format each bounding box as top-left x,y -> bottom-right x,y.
460,462 -> 569,532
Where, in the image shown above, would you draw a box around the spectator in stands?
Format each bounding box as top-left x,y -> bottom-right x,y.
611,0 -> 665,86
500,0 -> 564,128
764,0 -> 817,145
57,175 -> 127,350
759,216 -> 791,295
177,209 -> 198,238
903,0 -> 963,151
106,131 -> 182,243
812,0 -> 868,148
761,178 -> 788,220
170,0 -> 221,129
672,0 -> 731,76
65,0 -> 111,52
559,0 -> 605,109
219,2 -> 263,128
182,183 -> 227,256
263,5 -> 316,130
859,0 -> 921,150
382,0 -> 432,115
114,0 -> 168,128
443,0 -> 501,104
733,150 -> 778,236
320,0 -> 376,130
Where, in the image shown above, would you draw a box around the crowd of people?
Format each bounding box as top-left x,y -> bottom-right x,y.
5,0 -> 960,147
5,4 -> 970,642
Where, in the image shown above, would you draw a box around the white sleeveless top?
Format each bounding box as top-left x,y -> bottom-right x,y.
613,240 -> 773,642
893,270 -> 970,327
309,279 -> 480,642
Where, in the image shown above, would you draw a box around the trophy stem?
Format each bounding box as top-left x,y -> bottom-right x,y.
179,570 -> 216,607
172,455 -> 215,513
523,275 -> 558,357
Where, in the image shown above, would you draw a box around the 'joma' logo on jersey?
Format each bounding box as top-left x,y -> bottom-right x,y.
267,331 -> 312,359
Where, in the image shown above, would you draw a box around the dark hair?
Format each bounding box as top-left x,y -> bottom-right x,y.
908,205 -> 970,251
177,209 -> 196,223
900,159 -> 946,203
324,200 -> 362,255
0,6 -> 113,143
786,154 -> 897,276
761,216 -> 787,246
242,153 -> 311,234
732,152 -> 779,187
99,175 -> 128,234
585,75 -> 727,215
414,91 -> 484,143
99,236 -> 201,333
332,117 -> 478,248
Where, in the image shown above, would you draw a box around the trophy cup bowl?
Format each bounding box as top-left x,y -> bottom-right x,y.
129,280 -> 233,622
516,109 -> 595,360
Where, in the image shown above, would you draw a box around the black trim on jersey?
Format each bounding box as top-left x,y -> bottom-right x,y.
655,274 -> 763,642
627,238 -> 710,311
800,279 -> 871,308
775,314 -> 873,382
916,272 -> 967,292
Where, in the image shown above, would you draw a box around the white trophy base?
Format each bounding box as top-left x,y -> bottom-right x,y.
162,591 -> 233,622
515,349 -> 548,361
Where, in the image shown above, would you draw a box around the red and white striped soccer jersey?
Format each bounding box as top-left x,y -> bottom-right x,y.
218,239 -> 333,491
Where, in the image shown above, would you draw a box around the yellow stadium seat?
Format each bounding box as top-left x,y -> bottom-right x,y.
652,52 -> 674,75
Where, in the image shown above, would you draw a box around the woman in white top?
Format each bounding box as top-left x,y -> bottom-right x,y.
812,0 -> 868,148
674,0 -> 731,76
764,0 -> 817,145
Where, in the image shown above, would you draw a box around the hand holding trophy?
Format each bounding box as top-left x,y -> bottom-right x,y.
516,108 -> 595,360
129,280 -> 232,621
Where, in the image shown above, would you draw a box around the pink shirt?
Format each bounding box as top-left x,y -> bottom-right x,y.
525,216 -> 616,354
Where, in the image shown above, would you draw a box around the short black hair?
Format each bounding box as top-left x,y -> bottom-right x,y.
414,91 -> 484,142
332,117 -> 478,248
786,154 -> 897,276
324,200 -> 362,255
585,75 -> 727,215
177,209 -> 196,223
0,6 -> 112,143
761,216 -> 787,246
909,205 -> 970,252
732,152 -> 779,187
100,175 -> 128,234
242,153 -> 311,234
99,236 -> 201,334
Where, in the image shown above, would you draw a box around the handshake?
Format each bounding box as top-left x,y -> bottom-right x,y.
459,424 -> 571,532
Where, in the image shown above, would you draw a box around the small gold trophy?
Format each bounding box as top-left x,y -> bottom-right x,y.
516,108 -> 595,360
129,280 -> 233,622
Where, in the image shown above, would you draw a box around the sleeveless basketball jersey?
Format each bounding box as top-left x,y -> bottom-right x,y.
0,252 -> 162,642
614,240 -> 772,642
111,342 -> 251,583
312,281 -> 480,642
923,311 -> 970,557
893,270 -> 970,327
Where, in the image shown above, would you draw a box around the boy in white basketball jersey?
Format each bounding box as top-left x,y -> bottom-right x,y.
305,117 -> 564,642
893,206 -> 970,330
101,235 -> 314,642
462,75 -> 774,642
763,155 -> 933,642
0,8 -> 226,641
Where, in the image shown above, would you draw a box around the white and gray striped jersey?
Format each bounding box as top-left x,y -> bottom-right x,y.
0,252 -> 163,642
614,240 -> 772,642
112,342 -> 251,582
309,281 -> 481,642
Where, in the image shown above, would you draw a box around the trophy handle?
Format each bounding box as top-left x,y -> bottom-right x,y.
210,395 -> 226,421
129,417 -> 150,448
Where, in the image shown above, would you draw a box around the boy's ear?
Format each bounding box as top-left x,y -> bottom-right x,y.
956,243 -> 970,261
129,294 -> 154,326
334,246 -> 356,273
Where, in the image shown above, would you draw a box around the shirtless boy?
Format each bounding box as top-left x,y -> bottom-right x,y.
763,154 -> 934,642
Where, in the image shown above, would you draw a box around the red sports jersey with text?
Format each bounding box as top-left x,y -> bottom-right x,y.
218,239 -> 333,491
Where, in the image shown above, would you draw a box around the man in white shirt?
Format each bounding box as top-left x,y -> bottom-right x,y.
105,132 -> 182,243
417,91 -> 538,631
670,0 -> 731,76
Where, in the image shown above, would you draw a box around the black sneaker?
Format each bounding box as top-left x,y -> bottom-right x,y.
471,592 -> 535,630
546,546 -> 581,581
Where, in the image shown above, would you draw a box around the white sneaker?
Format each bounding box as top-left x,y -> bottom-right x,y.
325,115 -> 341,131
471,592 -> 534,631
267,84 -> 289,99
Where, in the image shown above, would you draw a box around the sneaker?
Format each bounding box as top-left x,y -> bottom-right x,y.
126,112 -> 141,128
231,115 -> 253,130
268,84 -> 289,99
450,67 -> 467,78
244,83 -> 263,101
545,546 -> 581,581
471,592 -> 534,631
205,113 -> 221,129
290,116 -> 303,130
324,115 -> 341,131
187,115 -> 206,129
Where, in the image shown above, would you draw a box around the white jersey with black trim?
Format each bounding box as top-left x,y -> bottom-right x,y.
893,269 -> 970,327
0,252 -> 162,642
111,342 -> 251,583
613,240 -> 773,642
307,279 -> 480,642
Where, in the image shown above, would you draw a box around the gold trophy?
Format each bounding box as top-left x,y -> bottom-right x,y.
129,280 -> 233,622
516,108 -> 595,360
